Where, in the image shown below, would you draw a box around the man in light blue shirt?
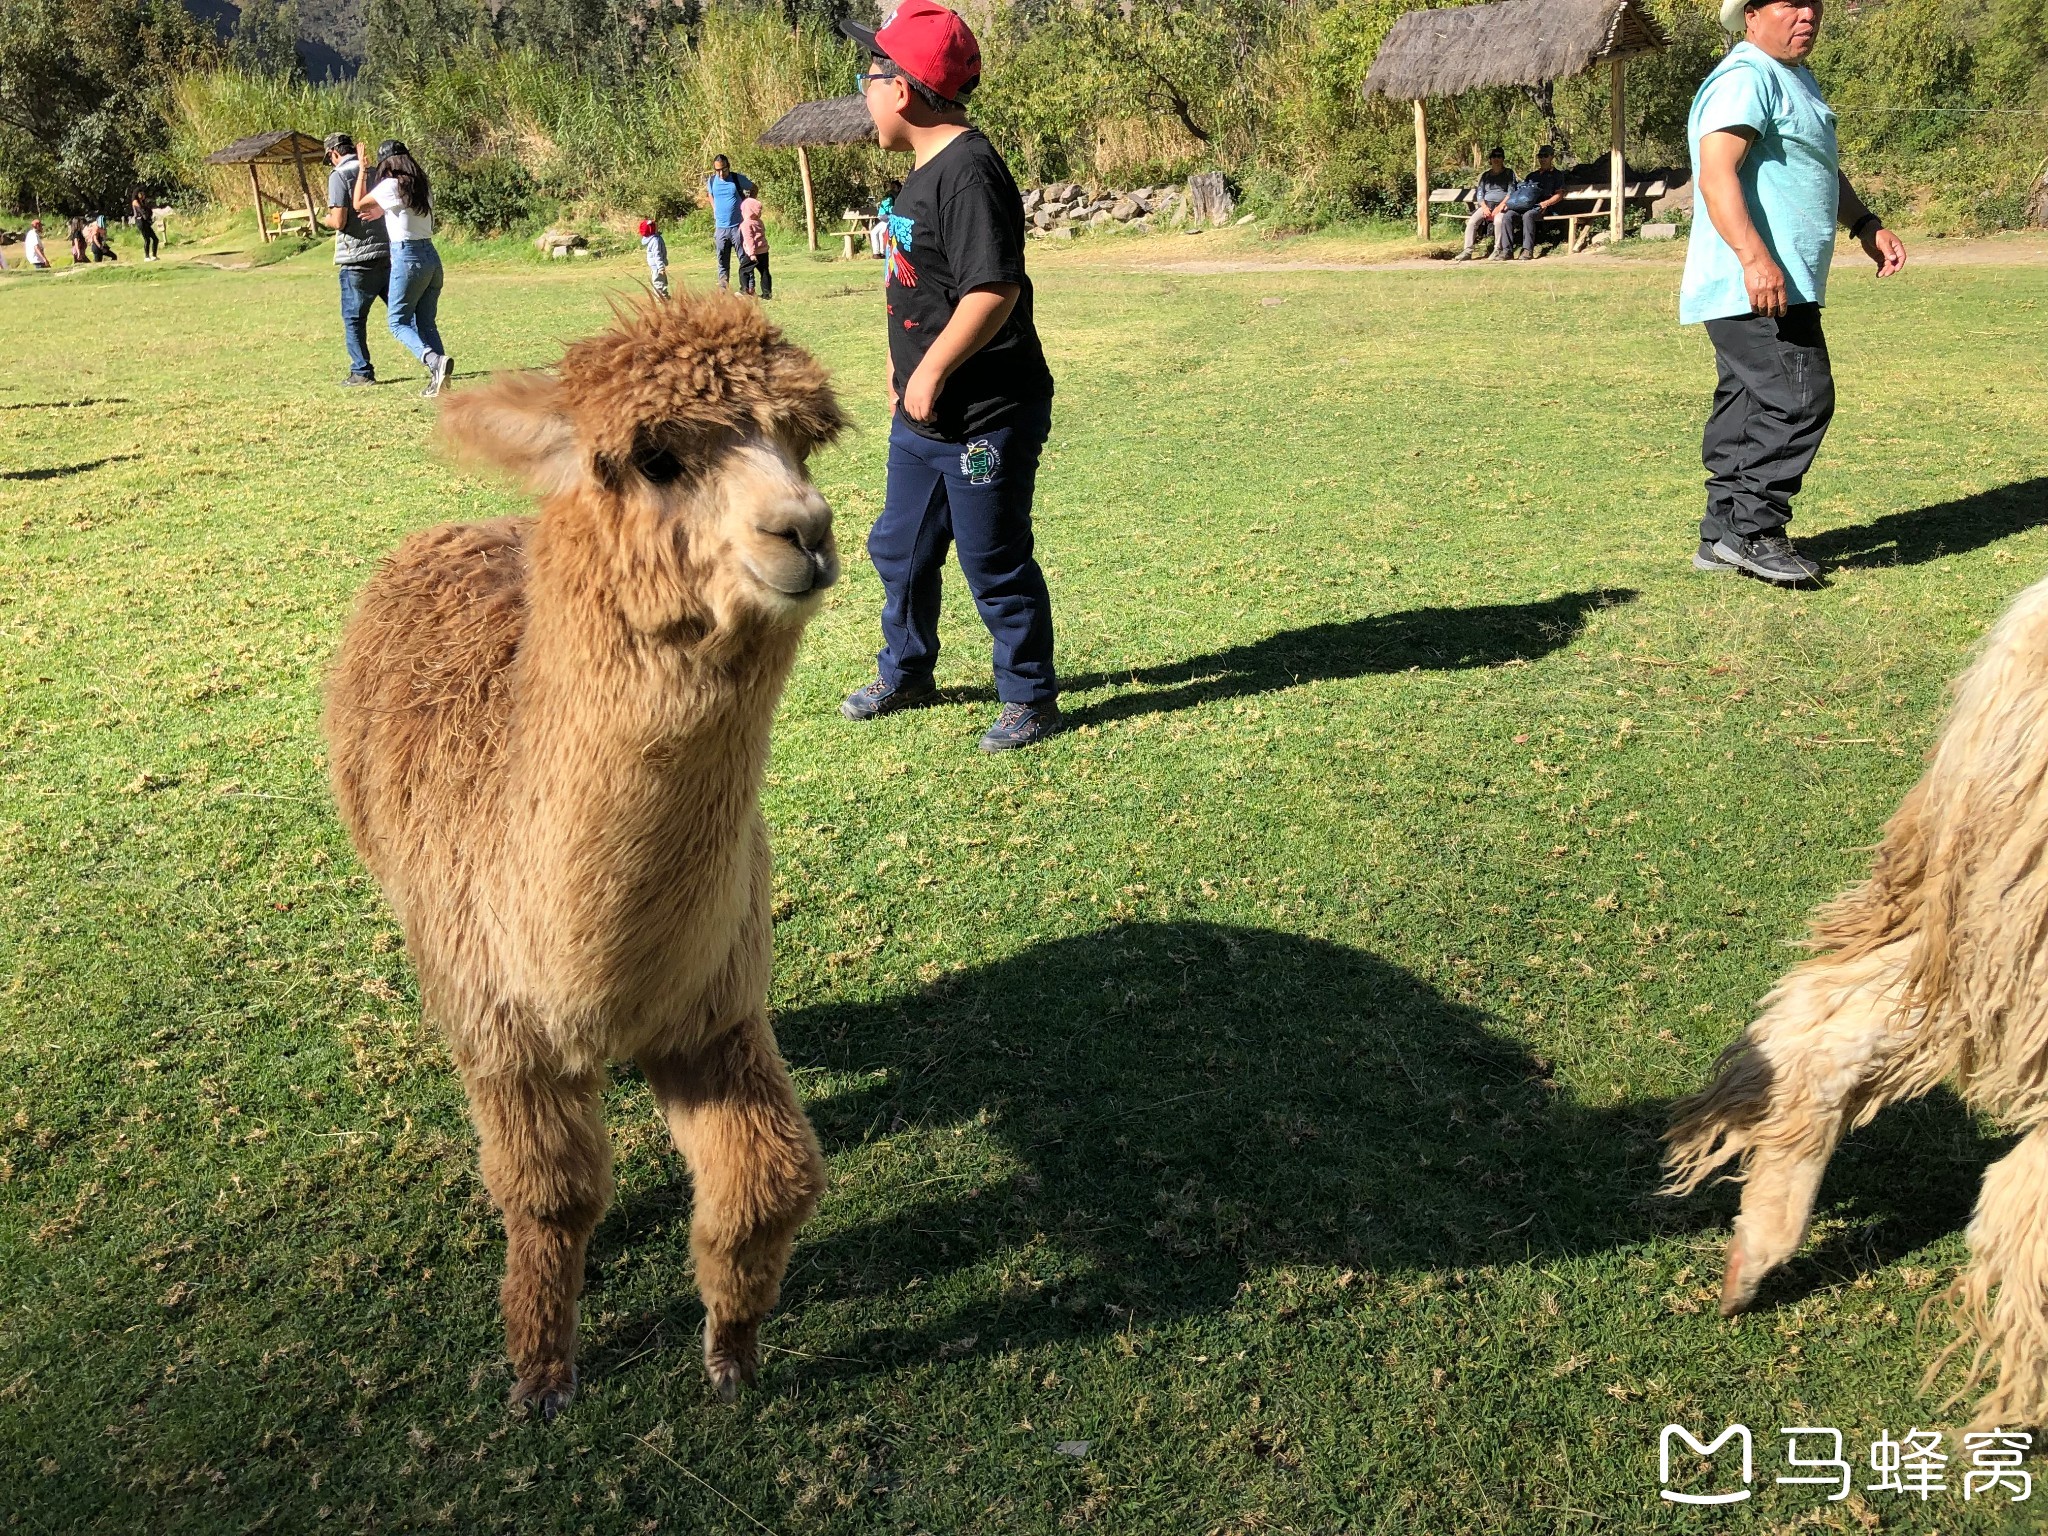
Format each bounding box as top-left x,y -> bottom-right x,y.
1682,0 -> 1905,584
706,154 -> 757,292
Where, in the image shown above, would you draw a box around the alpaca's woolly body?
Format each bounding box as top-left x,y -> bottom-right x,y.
323,293 -> 846,1412
1667,571 -> 2048,1428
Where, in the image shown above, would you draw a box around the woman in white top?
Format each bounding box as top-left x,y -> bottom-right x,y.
353,141 -> 453,396
23,220 -> 49,268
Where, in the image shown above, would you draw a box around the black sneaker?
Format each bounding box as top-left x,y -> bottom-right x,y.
341,373 -> 375,387
840,676 -> 937,721
1692,539 -> 1737,573
1712,532 -> 1820,585
978,702 -> 1061,753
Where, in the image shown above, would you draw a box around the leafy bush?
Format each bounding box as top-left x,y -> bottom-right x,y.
435,155 -> 539,233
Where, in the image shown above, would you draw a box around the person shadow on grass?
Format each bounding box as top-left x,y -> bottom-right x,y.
917,588 -> 1639,721
596,922 -> 2004,1379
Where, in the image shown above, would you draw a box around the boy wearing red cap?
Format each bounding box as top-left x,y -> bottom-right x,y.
838,0 -> 1061,753
639,217 -> 669,300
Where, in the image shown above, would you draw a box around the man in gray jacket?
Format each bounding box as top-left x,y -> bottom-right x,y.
323,133 -> 391,387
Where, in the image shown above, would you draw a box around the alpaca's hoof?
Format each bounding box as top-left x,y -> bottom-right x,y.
1719,1244 -> 1760,1316
510,1363 -> 578,1421
704,1317 -> 760,1403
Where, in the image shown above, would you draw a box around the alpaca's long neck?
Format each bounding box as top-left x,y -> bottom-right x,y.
492,512 -> 802,1020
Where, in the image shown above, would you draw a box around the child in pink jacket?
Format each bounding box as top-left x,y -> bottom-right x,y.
737,195 -> 771,299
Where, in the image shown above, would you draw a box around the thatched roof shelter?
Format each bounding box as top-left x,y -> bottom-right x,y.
204,130 -> 330,166
205,130 -> 326,243
754,95 -> 879,252
1361,0 -> 1670,241
756,95 -> 876,149
1362,0 -> 1668,100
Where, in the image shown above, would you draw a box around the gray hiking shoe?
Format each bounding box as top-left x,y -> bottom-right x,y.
1692,539 -> 1738,573
1712,532 -> 1820,585
841,675 -> 937,721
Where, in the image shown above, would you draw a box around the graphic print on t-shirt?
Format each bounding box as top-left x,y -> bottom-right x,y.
883,212 -> 917,288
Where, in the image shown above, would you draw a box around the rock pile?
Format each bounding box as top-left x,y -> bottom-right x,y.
1020,175 -> 1238,238
535,228 -> 589,259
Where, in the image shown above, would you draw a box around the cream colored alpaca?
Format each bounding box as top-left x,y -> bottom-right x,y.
1667,570 -> 2048,1428
324,294 -> 847,1417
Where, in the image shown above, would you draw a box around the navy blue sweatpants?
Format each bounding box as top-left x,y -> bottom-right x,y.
869,400 -> 1057,708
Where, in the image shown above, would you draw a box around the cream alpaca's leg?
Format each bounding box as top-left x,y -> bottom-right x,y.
467,1068 -> 614,1418
1940,1127 -> 2048,1431
1665,942 -> 1924,1315
642,1016 -> 826,1400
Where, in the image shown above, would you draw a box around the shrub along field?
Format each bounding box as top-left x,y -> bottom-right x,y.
3,231 -> 2047,1532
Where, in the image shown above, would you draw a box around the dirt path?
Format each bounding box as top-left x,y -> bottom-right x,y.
1138,233 -> 2048,277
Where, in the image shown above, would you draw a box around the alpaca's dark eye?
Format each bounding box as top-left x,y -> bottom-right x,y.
634,446 -> 683,484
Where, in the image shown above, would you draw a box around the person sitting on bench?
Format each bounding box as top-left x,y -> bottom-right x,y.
1456,148 -> 1514,261
1502,145 -> 1569,260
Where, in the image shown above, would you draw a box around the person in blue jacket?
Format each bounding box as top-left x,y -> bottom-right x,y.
705,155 -> 757,292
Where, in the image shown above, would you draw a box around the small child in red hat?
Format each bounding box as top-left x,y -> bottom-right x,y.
638,216 -> 669,299
836,0 -> 1061,752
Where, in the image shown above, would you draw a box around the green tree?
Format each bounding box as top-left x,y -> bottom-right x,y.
231,0 -> 304,80
0,0 -> 205,212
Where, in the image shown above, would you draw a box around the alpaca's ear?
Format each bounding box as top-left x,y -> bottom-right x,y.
436,372 -> 582,497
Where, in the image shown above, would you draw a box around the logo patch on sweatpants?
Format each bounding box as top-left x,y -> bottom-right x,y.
961,439 -> 999,485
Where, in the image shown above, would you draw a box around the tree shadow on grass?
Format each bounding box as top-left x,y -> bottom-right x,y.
1802,478 -> 2048,570
595,922 -> 1999,1377
0,454 -> 139,481
924,589 -> 1637,719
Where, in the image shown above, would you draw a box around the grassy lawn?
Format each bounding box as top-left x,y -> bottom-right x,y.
3,227 -> 2046,1534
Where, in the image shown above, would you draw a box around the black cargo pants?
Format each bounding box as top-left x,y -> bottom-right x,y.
1700,302 -> 1836,545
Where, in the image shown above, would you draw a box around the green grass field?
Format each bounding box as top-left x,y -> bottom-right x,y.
4,226 -> 2047,1533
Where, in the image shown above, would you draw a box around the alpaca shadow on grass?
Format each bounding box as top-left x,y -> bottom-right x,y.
594,922 -> 1999,1378
1801,478 -> 2048,571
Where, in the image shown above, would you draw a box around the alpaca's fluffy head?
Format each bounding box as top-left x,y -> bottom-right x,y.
437,292 -> 847,635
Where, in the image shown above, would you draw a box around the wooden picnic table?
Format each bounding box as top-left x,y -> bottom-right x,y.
838,209 -> 881,259
1430,177 -> 1669,252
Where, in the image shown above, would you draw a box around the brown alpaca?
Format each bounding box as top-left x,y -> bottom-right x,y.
1667,573 -> 2048,1429
323,293 -> 847,1418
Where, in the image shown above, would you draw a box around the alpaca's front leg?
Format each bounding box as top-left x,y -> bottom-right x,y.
642,1015 -> 826,1400
1665,941 -> 1924,1314
466,1067 -> 614,1418
1944,1126 -> 2048,1430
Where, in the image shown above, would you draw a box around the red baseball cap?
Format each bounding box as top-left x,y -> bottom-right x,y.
841,0 -> 980,104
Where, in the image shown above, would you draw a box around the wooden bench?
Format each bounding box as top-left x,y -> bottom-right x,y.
271,206 -> 315,239
1429,178 -> 1668,253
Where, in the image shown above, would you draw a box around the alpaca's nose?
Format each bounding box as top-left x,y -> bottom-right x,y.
754,489 -> 833,554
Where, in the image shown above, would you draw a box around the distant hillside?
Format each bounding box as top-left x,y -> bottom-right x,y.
182,0 -> 363,80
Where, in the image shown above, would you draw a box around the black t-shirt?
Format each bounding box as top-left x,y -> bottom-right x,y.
884,129 -> 1055,442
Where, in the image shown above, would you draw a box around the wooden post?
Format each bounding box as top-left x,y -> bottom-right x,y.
1414,99 -> 1429,241
248,162 -> 270,243
1609,58 -> 1626,244
797,144 -> 818,252
289,143 -> 317,233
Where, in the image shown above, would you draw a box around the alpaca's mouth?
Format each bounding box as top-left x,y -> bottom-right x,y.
743,535 -> 840,599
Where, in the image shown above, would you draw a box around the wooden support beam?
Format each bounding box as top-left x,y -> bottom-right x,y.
249,162 -> 270,243
1610,58 -> 1626,244
289,145 -> 317,233
797,145 -> 818,252
1414,99 -> 1429,241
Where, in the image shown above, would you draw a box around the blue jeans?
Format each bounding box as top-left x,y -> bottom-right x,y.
714,226 -> 741,288
869,399 -> 1057,707
339,260 -> 389,377
386,240 -> 446,366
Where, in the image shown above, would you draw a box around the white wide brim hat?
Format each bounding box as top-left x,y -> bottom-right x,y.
1719,0 -> 1749,34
